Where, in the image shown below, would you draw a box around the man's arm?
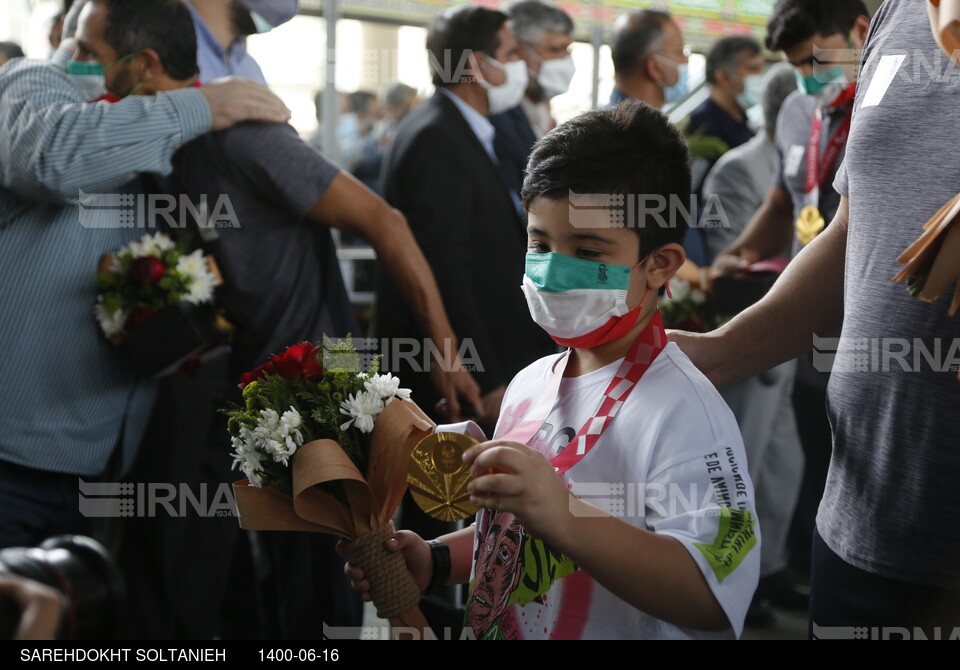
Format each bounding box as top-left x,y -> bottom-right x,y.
711,184 -> 795,274
673,196 -> 849,387
308,172 -> 483,417
0,62 -> 288,203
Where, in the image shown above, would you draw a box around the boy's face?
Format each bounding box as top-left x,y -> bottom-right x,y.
526,195 -> 651,311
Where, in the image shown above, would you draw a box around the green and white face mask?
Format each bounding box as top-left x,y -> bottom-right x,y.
66,60 -> 108,101
521,252 -> 650,347
66,52 -> 140,101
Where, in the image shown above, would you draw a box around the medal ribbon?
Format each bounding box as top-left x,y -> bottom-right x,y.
496,312 -> 667,476
804,89 -> 855,208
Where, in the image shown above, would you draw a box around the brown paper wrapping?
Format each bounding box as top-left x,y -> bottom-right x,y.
232,398 -> 436,635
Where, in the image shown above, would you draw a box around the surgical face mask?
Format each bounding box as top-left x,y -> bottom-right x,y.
795,66 -> 848,105
479,56 -> 529,115
241,0 -> 298,31
524,44 -> 576,99
521,252 -> 651,348
736,73 -> 765,110
655,55 -> 689,104
67,60 -> 107,101
537,55 -> 576,98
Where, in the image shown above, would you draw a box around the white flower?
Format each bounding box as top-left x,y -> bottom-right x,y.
231,429 -> 266,487
669,279 -> 691,302
176,249 -> 217,305
95,300 -> 126,338
340,390 -> 385,433
127,232 -> 175,258
363,373 -> 411,404
690,289 -> 707,305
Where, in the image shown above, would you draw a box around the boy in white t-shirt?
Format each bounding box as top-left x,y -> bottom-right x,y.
347,101 -> 760,639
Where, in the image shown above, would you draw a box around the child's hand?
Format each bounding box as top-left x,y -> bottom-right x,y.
464,440 -> 573,546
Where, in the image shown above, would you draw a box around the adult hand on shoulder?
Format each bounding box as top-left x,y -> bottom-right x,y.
199,77 -> 291,131
464,441 -> 572,546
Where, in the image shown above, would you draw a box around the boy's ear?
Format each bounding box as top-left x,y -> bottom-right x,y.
644,243 -> 686,293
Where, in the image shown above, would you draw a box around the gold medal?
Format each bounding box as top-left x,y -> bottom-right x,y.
407,432 -> 478,522
796,205 -> 826,246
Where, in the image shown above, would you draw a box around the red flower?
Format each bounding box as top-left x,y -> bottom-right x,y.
131,256 -> 166,283
238,342 -> 323,389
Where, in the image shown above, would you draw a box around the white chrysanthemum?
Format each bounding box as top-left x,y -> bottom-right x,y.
231,429 -> 266,487
132,232 -> 175,258
176,249 -> 217,304
363,373 -> 411,404
690,288 -> 707,305
95,301 -> 126,338
340,390 -> 385,433
669,279 -> 691,302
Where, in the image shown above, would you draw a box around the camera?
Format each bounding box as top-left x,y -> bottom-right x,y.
0,535 -> 123,639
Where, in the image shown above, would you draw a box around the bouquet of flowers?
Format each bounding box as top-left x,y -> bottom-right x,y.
226,339 -> 435,630
95,232 -> 220,340
659,278 -> 719,332
894,192 -> 960,317
95,232 -> 228,377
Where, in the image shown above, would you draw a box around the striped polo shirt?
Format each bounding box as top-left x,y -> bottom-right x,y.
0,58 -> 212,475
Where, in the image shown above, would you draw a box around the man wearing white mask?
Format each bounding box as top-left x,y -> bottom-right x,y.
609,9 -> 688,109
492,0 -> 575,196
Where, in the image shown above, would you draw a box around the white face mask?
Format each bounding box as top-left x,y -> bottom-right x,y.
736,73 -> 765,110
537,55 -> 576,98
521,252 -> 650,347
66,60 -> 107,101
479,56 -> 528,115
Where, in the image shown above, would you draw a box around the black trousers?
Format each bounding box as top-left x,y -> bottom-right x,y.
810,528 -> 960,639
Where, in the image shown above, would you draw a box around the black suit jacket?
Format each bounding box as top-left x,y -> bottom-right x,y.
490,104 -> 539,196
375,91 -> 554,407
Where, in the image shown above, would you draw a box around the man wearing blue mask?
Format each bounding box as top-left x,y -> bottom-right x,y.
690,37 -> 766,159
708,0 -> 871,612
609,9 -> 689,109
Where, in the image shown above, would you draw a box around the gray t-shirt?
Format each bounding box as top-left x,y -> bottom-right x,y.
161,122 -> 354,375
775,90 -> 848,258
823,0 -> 960,589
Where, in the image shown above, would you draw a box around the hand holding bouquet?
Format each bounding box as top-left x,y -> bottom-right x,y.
226,339 -> 435,630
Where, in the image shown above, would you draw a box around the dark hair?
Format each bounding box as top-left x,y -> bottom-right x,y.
611,10 -> 672,78
522,101 -> 691,255
766,0 -> 868,53
0,42 -> 25,61
705,36 -> 762,85
347,90 -> 376,114
94,0 -> 198,81
426,5 -> 508,89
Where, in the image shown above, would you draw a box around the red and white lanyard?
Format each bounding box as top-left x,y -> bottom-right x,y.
496,312 -> 667,476
803,85 -> 856,209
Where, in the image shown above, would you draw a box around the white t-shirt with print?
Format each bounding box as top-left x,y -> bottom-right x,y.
465,342 -> 760,640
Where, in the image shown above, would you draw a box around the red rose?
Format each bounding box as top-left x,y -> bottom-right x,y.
239,342 -> 324,389
300,345 -> 323,380
131,256 -> 166,283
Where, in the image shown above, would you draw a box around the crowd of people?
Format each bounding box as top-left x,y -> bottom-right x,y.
0,0 -> 957,641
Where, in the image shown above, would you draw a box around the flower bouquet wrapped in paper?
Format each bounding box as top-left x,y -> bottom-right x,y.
893,192 -> 960,317
96,232 -> 228,376
226,339 -> 435,630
